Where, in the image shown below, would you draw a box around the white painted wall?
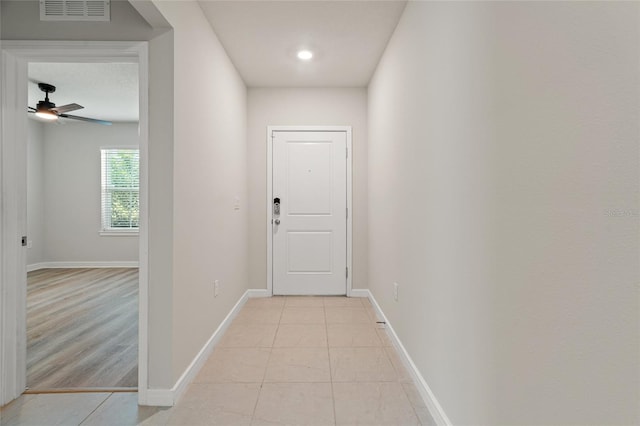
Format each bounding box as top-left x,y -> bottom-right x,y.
152,1 -> 249,385
40,122 -> 139,264
368,2 -> 639,424
27,120 -> 45,265
146,29 -> 175,390
248,88 -> 368,290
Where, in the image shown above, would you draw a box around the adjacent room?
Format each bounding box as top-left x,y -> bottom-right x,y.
26,62 -> 140,390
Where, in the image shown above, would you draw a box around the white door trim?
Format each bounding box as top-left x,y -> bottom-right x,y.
0,40 -> 150,406
266,126 -> 353,297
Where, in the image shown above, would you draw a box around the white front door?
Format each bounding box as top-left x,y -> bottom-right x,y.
271,130 -> 348,295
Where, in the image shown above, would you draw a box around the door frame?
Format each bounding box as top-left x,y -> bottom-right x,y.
266,126 -> 353,297
0,40 -> 150,406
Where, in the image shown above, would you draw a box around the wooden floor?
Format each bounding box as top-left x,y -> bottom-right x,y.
27,268 -> 138,390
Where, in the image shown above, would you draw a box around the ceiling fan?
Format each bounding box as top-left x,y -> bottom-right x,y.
28,82 -> 112,126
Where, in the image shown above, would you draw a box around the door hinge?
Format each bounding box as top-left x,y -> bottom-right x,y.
346,267 -> 349,279
346,207 -> 348,219
346,147 -> 348,158
21,236 -> 27,247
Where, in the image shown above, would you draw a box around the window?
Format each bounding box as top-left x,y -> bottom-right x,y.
101,148 -> 139,233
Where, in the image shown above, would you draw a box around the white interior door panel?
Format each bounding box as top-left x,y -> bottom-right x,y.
272,130 -> 347,295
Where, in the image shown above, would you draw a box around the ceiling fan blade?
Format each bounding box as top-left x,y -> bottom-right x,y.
51,103 -> 83,114
59,113 -> 112,126
28,106 -> 36,112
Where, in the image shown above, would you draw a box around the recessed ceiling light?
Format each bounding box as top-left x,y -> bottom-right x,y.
297,50 -> 313,61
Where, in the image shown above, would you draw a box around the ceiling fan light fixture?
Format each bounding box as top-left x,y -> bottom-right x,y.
29,82 -> 111,125
35,110 -> 58,120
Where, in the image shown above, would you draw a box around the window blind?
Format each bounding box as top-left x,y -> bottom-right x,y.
101,149 -> 139,232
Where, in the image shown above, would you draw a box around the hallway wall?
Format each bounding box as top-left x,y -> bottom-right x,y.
368,2 -> 639,424
247,88 -> 368,291
152,1 -> 250,385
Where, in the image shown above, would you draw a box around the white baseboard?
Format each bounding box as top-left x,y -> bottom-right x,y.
27,261 -> 139,272
247,288 -> 270,298
143,389 -> 174,407
27,263 -> 48,272
349,288 -> 369,298
364,290 -> 452,426
142,290 -> 250,406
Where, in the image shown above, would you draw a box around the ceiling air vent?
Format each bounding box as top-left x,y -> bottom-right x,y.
40,0 -> 110,22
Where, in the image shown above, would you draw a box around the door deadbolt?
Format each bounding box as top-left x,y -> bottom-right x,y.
273,197 -> 281,215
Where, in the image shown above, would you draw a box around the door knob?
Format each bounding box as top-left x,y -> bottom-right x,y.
274,219 -> 280,225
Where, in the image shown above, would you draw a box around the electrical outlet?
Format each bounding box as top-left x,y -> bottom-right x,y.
393,282 -> 399,301
214,280 -> 220,297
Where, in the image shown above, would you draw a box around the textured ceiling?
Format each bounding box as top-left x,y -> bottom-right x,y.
28,62 -> 139,123
198,0 -> 407,87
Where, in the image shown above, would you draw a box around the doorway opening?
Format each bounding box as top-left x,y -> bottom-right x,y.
25,61 -> 140,391
0,41 -> 150,406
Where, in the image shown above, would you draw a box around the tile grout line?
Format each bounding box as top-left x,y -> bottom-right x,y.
76,392 -> 113,426
248,299 -> 284,424
324,299 -> 338,426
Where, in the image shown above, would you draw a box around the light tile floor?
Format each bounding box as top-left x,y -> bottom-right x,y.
0,296 -> 435,426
